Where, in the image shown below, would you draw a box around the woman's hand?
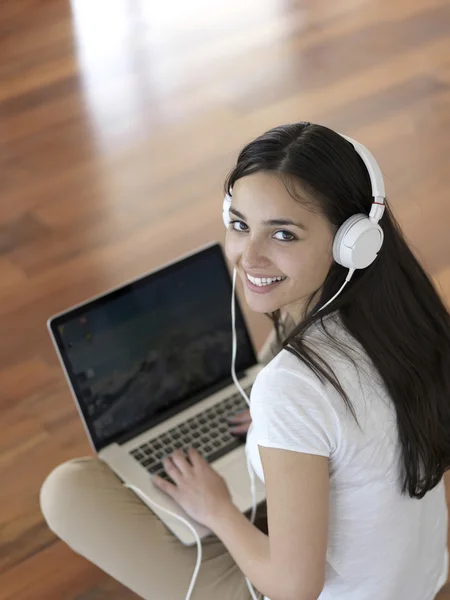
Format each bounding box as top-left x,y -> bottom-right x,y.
151,448 -> 233,528
228,408 -> 252,435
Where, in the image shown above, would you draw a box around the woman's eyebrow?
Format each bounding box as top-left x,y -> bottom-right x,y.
229,207 -> 307,230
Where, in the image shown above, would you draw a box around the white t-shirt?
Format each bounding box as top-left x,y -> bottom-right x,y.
246,314 -> 448,600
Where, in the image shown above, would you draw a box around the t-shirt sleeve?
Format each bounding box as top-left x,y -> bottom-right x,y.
249,365 -> 338,457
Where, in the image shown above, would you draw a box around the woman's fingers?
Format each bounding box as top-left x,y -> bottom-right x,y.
163,449 -> 191,478
228,408 -> 252,435
227,409 -> 251,424
229,422 -> 251,435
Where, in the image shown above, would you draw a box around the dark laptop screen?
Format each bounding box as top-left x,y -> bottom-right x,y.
49,243 -> 257,451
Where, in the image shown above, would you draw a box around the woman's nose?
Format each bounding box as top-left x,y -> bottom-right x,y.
242,239 -> 270,267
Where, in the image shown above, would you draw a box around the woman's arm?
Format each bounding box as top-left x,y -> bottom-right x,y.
209,448 -> 328,600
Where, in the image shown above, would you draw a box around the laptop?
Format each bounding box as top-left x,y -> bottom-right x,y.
47,241 -> 266,545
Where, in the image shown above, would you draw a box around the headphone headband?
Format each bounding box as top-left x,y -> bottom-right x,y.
224,133 -> 386,223
339,134 -> 385,201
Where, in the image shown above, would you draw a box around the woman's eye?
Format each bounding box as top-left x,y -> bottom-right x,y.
274,231 -> 296,242
229,220 -> 297,242
230,220 -> 248,232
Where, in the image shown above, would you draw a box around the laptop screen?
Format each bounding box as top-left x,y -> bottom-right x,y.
49,243 -> 257,451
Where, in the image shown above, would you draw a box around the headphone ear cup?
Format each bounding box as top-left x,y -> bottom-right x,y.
333,214 -> 384,269
223,194 -> 232,228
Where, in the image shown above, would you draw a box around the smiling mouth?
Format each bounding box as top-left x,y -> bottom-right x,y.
245,273 -> 287,287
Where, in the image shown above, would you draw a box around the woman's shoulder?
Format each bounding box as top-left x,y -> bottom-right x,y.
304,312 -> 368,365
261,345 -> 324,390
266,310 -> 379,388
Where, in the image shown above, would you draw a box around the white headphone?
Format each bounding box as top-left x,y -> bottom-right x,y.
223,133 -> 385,272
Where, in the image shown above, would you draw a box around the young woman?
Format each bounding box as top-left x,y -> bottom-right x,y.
41,122 -> 450,600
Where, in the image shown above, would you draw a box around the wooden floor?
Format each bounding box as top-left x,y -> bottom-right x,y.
1,0 -> 450,598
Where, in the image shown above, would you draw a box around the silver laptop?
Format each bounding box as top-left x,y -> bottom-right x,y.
47,241 -> 266,545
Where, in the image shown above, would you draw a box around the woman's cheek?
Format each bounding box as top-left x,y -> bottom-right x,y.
224,235 -> 240,266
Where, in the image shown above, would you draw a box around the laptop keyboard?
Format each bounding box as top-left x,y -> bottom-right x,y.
130,386 -> 251,481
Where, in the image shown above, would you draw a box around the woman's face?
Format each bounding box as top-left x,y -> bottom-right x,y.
225,172 -> 336,323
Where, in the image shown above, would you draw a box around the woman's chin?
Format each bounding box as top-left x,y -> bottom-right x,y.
244,291 -> 281,314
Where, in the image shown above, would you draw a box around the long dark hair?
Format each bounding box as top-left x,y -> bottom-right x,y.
224,122 -> 450,499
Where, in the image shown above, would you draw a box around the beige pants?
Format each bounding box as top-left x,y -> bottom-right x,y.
40,456 -> 267,600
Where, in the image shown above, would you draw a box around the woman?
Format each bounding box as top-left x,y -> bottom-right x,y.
40,122 -> 450,600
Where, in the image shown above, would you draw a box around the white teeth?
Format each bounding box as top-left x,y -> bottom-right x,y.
246,274 -> 286,287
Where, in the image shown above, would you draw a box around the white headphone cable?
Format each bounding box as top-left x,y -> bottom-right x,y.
231,267 -> 260,600
120,268 -> 260,600
123,483 -> 202,600
317,268 -> 355,313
